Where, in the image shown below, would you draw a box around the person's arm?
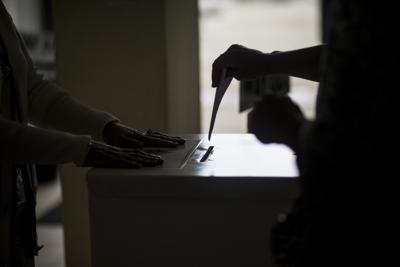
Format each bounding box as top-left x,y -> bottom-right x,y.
26,75 -> 185,148
0,116 -> 91,165
27,78 -> 118,141
1,3 -> 174,168
19,34 -> 184,148
265,45 -> 323,82
0,117 -> 163,168
212,44 -> 324,87
13,31 -> 117,141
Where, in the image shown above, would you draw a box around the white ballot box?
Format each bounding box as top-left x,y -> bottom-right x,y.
87,134 -> 299,267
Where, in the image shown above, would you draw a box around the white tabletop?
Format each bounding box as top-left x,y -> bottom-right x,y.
87,134 -> 299,199
89,134 -> 298,178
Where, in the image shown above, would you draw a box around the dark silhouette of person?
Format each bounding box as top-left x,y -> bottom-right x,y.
0,3 -> 184,266
212,1 -> 397,266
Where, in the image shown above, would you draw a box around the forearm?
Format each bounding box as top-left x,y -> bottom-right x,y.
262,45 -> 324,82
0,117 -> 90,165
28,81 -> 118,141
22,30 -> 118,140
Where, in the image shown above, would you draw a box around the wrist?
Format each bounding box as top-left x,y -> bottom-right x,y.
102,121 -> 120,143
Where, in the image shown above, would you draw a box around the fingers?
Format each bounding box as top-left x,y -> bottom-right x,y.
118,136 -> 144,149
212,45 -> 234,87
104,123 -> 185,150
211,44 -> 245,87
146,130 -> 185,144
84,141 -> 163,168
125,148 -> 161,158
212,55 -> 225,87
107,132 -> 144,149
122,148 -> 164,166
108,125 -> 185,149
113,148 -> 162,166
128,129 -> 185,148
99,152 -> 162,168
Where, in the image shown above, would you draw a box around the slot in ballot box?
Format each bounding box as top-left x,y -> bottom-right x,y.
87,134 -> 299,267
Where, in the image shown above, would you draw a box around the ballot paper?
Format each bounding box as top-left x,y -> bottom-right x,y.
208,69 -> 233,141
